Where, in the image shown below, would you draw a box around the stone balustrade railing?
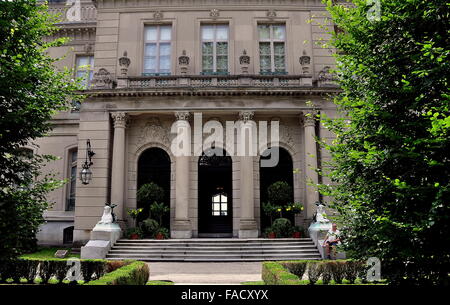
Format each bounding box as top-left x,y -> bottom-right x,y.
47,2 -> 97,23
116,74 -> 315,89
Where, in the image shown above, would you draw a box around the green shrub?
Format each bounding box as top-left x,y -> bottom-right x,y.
281,261 -> 307,280
87,261 -> 149,285
307,261 -> 322,284
328,261 -> 347,284
262,262 -> 301,285
147,280 -> 174,285
54,260 -> 69,284
271,218 -> 293,238
24,259 -> 39,283
344,260 -> 363,284
140,218 -> 160,237
319,262 -> 332,284
267,181 -> 293,206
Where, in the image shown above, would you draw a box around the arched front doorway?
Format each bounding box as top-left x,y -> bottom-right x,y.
198,148 -> 233,237
137,147 -> 171,227
259,147 -> 294,230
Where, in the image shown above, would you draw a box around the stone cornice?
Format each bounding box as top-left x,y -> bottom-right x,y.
82,87 -> 340,98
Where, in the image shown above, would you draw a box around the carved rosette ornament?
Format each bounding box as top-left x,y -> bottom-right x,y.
111,112 -> 129,129
92,68 -> 114,89
118,51 -> 131,76
175,111 -> 190,121
299,50 -> 311,74
267,10 -> 277,19
239,111 -> 254,123
178,50 -> 190,75
153,11 -> 163,20
210,9 -> 220,18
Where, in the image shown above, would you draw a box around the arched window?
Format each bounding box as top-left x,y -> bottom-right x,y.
66,149 -> 78,211
212,193 -> 228,216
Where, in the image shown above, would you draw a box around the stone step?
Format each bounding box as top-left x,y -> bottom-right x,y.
105,257 -> 321,262
107,238 -> 321,262
109,249 -> 319,254
110,247 -> 317,252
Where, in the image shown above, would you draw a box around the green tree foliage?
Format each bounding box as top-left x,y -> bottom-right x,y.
0,0 -> 82,260
320,0 -> 450,285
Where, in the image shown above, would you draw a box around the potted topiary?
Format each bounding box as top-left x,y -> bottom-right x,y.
155,228 -> 169,240
271,218 -> 294,238
126,227 -> 143,240
292,225 -> 305,238
264,227 -> 276,239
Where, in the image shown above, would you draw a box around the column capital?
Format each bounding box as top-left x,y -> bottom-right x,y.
175,111 -> 190,121
111,112 -> 129,128
300,110 -> 317,127
239,110 -> 254,123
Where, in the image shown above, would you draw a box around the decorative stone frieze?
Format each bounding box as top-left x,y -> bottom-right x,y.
239,111 -> 254,123
92,68 -> 114,89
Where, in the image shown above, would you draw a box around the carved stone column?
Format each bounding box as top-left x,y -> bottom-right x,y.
301,110 -> 320,220
110,112 -> 129,222
172,111 -> 192,238
238,111 -> 258,238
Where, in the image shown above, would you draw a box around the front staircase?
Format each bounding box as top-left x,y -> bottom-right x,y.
106,238 -> 321,261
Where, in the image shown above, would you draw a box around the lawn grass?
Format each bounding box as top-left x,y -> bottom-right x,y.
241,281 -> 265,285
146,280 -> 174,285
20,247 -> 80,260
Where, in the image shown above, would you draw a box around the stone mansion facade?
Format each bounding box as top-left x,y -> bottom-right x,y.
35,0 -> 339,246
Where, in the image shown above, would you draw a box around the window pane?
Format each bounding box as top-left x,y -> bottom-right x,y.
145,26 -> 157,41
216,25 -> 228,40
273,25 -> 286,40
71,150 -> 78,163
274,42 -> 285,55
145,43 -> 157,56
260,56 -> 271,72
77,56 -> 90,67
275,55 -> 286,71
216,42 -> 228,55
259,42 -> 271,55
221,195 -> 227,203
202,25 -> 214,40
160,26 -> 172,40
159,43 -> 171,56
202,56 -> 213,71
213,195 -> 220,202
258,25 -> 270,40
144,57 -> 156,72
221,203 -> 227,211
202,42 -> 213,55
159,55 -> 171,70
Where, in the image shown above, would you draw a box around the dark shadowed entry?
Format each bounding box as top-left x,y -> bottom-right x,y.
260,147 -> 294,230
198,148 -> 233,236
137,147 -> 171,227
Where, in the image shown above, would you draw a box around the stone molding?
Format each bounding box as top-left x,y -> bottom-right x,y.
175,111 -> 190,121
238,111 -> 254,122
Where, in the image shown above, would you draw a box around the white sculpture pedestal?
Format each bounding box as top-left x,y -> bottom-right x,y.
81,222 -> 122,259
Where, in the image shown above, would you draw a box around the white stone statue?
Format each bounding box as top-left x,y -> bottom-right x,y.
315,203 -> 330,223
98,205 -> 113,224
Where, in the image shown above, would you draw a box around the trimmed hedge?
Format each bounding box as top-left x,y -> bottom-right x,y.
0,259 -> 119,284
262,262 -> 302,285
87,261 -> 149,285
262,260 -> 369,285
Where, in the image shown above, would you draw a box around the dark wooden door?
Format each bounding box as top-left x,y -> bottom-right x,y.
198,151 -> 232,234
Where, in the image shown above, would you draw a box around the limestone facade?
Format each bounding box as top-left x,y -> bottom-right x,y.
35,0 -> 338,245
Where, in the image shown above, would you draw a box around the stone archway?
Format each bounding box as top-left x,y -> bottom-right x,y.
259,146 -> 294,230
137,147 -> 171,228
198,147 -> 233,237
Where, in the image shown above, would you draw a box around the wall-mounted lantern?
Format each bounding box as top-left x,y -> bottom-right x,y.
80,139 -> 95,185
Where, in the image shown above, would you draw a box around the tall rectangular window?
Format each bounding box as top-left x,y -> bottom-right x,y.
75,55 -> 94,88
258,24 -> 286,74
144,25 -> 172,75
201,24 -> 229,74
66,149 -> 77,211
